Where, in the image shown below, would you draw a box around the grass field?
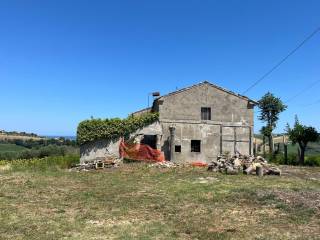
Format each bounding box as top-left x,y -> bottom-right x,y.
0,143 -> 27,152
287,142 -> 320,156
0,159 -> 319,240
254,135 -> 320,157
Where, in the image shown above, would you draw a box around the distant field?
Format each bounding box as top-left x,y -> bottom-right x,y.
287,142 -> 320,155
0,134 -> 43,141
254,135 -> 320,156
0,143 -> 27,152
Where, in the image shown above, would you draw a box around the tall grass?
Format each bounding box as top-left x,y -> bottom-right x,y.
0,155 -> 79,172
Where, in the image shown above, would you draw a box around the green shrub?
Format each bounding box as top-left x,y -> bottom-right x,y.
305,155 -> 320,166
268,153 -> 320,166
77,112 -> 159,145
269,152 -> 299,165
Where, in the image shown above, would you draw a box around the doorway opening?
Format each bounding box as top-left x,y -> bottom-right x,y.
141,135 -> 157,149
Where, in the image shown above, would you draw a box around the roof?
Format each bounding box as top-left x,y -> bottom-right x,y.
158,81 -> 258,104
130,107 -> 152,116
130,81 -> 258,115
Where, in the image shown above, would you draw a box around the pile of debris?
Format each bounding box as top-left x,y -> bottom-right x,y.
69,156 -> 122,172
207,154 -> 281,176
149,161 -> 179,168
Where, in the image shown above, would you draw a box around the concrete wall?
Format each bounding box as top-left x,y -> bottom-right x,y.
158,83 -> 253,125
80,82 -> 255,164
80,121 -> 162,163
157,82 -> 254,163
80,138 -> 121,163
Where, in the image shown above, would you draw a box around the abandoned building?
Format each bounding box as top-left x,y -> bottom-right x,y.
80,81 -> 257,163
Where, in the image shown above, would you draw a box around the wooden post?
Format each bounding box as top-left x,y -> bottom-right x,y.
271,134 -> 274,154
263,136 -> 266,157
256,166 -> 263,177
284,144 -> 288,165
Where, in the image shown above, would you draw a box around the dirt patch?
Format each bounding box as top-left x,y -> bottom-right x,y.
280,165 -> 320,180
273,190 -> 320,211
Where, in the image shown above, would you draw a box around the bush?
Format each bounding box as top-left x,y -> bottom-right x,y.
305,155 -> 320,166
0,151 -> 19,160
268,153 -> 320,166
77,112 -> 159,145
268,152 -> 299,165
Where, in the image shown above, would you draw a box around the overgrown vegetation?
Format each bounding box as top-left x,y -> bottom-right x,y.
270,153 -> 320,166
77,112 -> 159,145
0,161 -> 319,239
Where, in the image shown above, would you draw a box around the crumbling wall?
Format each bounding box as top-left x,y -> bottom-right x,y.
80,121 -> 162,163
80,138 -> 121,163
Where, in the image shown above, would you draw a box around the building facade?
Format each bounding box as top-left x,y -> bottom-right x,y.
80,81 -> 256,163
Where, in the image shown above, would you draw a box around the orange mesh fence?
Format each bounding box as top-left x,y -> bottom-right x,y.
119,139 -> 165,162
191,162 -> 208,167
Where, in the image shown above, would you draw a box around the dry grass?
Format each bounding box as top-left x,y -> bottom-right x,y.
0,133 -> 43,141
0,163 -> 319,239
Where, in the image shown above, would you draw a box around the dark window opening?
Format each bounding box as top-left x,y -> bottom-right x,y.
201,107 -> 211,120
191,140 -> 201,152
175,145 -> 181,152
141,135 -> 157,149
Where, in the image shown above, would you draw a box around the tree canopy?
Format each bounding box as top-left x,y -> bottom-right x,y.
286,116 -> 319,164
258,92 -> 287,152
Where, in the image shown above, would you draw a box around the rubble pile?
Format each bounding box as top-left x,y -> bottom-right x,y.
149,161 -> 179,168
69,156 -> 122,172
207,154 -> 281,176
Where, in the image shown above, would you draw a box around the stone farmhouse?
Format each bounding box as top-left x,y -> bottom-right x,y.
80,81 -> 257,163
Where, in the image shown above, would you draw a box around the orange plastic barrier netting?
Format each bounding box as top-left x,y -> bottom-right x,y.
191,162 -> 208,167
119,139 -> 165,162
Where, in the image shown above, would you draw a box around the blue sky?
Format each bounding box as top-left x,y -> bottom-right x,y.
0,0 -> 319,136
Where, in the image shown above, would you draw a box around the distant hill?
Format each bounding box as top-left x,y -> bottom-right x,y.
0,130 -> 43,141
44,136 -> 76,141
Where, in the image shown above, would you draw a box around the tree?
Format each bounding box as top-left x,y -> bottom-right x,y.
286,116 -> 319,165
258,92 -> 287,153
260,125 -> 272,156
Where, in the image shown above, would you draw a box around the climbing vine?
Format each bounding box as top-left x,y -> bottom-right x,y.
77,113 -> 159,145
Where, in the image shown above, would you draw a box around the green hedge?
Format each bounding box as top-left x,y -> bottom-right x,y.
77,113 -> 159,145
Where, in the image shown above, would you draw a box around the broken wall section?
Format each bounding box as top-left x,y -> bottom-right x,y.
80,121 -> 162,163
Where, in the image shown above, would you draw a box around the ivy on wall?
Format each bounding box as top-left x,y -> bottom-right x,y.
77,113 -> 159,145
